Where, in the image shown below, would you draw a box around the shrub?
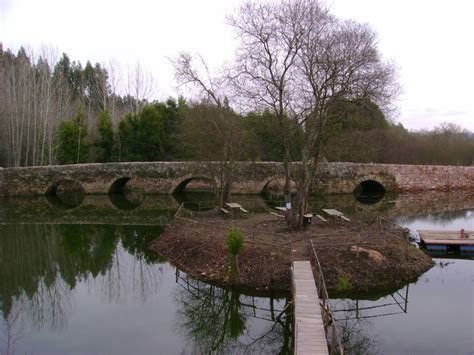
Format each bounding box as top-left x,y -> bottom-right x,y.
336,276 -> 353,293
226,227 -> 244,257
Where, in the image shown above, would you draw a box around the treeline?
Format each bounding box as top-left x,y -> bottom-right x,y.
1,46 -> 472,167
326,123 -> 474,166
0,45 -> 152,167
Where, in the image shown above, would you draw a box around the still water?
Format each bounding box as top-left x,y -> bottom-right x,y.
334,208 -> 474,355
0,220 -> 291,354
0,191 -> 473,354
334,258 -> 474,355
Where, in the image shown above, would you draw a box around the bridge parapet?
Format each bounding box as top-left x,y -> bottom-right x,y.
0,161 -> 472,197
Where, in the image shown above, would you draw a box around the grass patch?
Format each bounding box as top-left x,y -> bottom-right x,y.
336,276 -> 353,293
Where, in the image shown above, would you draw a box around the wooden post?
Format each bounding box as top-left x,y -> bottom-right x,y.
356,233 -> 360,258
270,297 -> 275,320
331,324 -> 337,355
404,285 -> 409,313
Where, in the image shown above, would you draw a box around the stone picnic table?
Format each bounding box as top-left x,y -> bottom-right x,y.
322,208 -> 351,224
225,202 -> 249,216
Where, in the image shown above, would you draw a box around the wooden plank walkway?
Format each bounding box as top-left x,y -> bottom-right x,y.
292,261 -> 329,355
418,230 -> 474,245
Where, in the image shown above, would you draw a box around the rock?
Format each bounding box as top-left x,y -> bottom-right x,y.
351,245 -> 387,264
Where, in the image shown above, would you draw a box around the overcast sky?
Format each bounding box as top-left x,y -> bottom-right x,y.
1,0 -> 473,131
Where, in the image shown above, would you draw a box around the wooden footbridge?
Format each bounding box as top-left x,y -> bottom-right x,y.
292,261 -> 329,354
291,241 -> 343,355
418,229 -> 474,251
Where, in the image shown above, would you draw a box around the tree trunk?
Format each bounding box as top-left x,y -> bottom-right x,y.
282,139 -> 296,227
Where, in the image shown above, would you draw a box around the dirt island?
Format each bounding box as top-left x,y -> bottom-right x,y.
150,212 -> 433,296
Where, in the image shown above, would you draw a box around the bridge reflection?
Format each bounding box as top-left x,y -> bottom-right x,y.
0,190 -> 472,225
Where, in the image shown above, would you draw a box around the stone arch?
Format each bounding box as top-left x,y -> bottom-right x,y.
45,179 -> 85,209
108,177 -> 146,210
172,176 -> 214,194
259,176 -> 291,196
108,177 -> 131,194
353,177 -> 386,197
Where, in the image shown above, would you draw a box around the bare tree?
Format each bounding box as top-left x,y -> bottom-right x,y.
105,59 -> 123,127
229,0 -> 398,228
0,46 -> 74,167
172,53 -> 242,207
126,62 -> 157,115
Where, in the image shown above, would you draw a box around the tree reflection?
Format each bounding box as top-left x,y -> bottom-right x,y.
332,285 -> 410,355
0,298 -> 26,355
174,273 -> 293,354
397,209 -> 473,226
0,223 -> 165,336
334,300 -> 379,355
0,225 -> 74,330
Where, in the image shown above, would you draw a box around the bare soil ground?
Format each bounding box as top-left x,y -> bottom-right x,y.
150,212 -> 433,296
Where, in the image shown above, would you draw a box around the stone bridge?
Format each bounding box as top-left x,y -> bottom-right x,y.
0,161 -> 472,197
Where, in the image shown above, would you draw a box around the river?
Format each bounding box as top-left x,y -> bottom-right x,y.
0,190 -> 472,354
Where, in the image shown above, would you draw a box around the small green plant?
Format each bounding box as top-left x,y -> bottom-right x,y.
226,227 -> 244,257
336,276 -> 353,293
226,227 -> 244,281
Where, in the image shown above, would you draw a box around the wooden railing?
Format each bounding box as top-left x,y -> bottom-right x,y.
310,239 -> 344,355
355,204 -> 410,242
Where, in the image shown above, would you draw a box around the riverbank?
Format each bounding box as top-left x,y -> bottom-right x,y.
150,213 -> 433,295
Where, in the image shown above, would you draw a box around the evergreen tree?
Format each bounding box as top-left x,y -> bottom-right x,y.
241,110 -> 303,161
118,104 -> 166,161
95,110 -> 115,162
327,98 -> 390,132
57,111 -> 90,164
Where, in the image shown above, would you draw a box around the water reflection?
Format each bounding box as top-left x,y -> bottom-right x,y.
175,274 -> 293,354
331,207 -> 474,354
334,307 -> 379,355
0,224 -> 165,333
1,297 -> 26,355
331,285 -> 410,354
0,195 -> 178,225
0,219 -> 294,354
0,191 -> 473,353
260,190 -> 473,218
332,258 -> 473,355
354,193 -> 385,205
396,209 -> 474,228
108,191 -> 145,210
353,180 -> 386,205
396,208 -> 474,259
46,191 -> 84,210
1,190 -> 473,225
173,191 -> 217,212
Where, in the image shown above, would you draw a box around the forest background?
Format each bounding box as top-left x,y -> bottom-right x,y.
1,45 -> 472,168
